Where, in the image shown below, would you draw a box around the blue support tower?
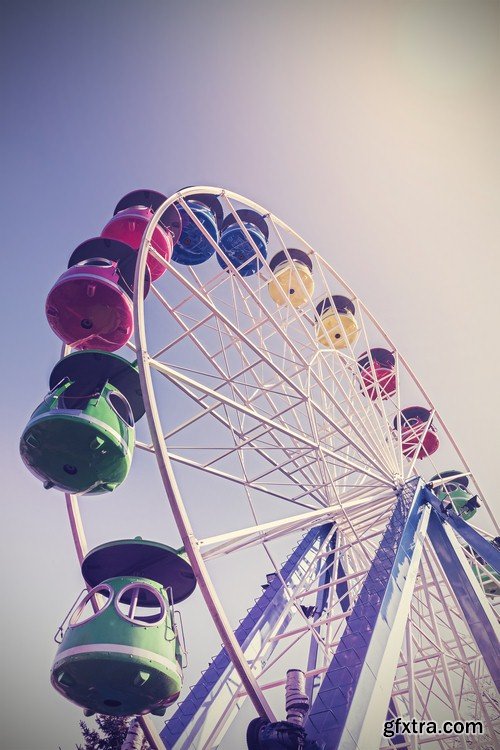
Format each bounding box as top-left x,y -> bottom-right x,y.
161,480 -> 499,750
427,511 -> 500,692
305,479 -> 430,749
162,524 -> 334,749
422,485 -> 500,571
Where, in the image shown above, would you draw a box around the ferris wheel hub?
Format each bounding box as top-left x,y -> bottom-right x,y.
392,474 -> 406,491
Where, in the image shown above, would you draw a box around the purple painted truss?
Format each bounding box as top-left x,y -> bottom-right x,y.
161,523 -> 333,748
305,479 -> 426,749
427,512 -> 500,692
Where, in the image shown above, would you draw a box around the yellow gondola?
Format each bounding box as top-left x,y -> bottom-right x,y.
315,295 -> 359,350
268,249 -> 314,308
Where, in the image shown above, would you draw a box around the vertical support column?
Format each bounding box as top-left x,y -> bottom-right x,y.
162,524 -> 333,749
304,530 -> 408,748
305,480 -> 429,750
305,532 -> 336,702
427,512 -> 500,692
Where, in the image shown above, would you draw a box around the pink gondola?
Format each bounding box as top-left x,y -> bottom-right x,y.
101,190 -> 182,281
45,238 -> 150,352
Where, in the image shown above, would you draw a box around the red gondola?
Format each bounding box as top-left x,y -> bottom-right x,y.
357,348 -> 396,400
394,407 -> 439,459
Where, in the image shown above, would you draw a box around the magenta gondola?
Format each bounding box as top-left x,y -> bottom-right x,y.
357,348 -> 396,400
394,406 -> 439,459
45,238 -> 151,352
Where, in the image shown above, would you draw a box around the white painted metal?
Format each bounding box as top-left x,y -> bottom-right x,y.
121,719 -> 143,750
125,186 -> 499,748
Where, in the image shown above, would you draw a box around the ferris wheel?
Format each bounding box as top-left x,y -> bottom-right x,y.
20,187 -> 500,750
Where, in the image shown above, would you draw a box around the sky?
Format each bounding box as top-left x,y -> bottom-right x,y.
1,2 -> 499,749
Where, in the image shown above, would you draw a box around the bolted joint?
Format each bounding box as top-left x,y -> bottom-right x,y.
246,718 -> 321,750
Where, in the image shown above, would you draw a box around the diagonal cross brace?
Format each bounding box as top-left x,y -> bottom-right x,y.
303,535 -> 407,748
427,511 -> 500,693
162,524 -> 333,749
305,479 -> 430,750
421,486 -> 500,573
305,531 -> 337,702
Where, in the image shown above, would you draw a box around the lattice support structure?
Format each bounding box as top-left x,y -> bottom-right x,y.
158,475 -> 500,750
427,512 -> 500,693
161,524 -> 334,749
305,531 -> 337,702
305,479 -> 429,749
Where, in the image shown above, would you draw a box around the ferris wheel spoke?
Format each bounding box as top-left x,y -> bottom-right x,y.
164,341 -> 391,490
150,316 -> 333,504
235,302 -> 395,479
355,304 -> 401,468
147,283 -> 338,503
309,347 -> 396,475
150,356 -> 395,488
309,257 -> 399,469
156,369 -> 331,506
198,507 -> 338,556
212,316 -> 329,546
159,253 -> 307,399
165,367 -> 389,492
152,247 -> 398,480
199,491 -> 394,562
403,408 -> 437,479
393,351 -> 405,477
167,451 -> 318,507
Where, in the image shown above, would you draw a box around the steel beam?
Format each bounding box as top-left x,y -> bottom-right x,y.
161,524 -> 333,749
305,479 -> 429,750
305,532 -> 336,702
427,511 -> 500,692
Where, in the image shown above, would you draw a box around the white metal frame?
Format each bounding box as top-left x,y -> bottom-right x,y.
59,186 -> 498,750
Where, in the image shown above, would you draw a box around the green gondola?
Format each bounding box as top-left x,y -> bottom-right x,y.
466,538 -> 500,597
51,538 -> 197,716
429,470 -> 479,522
20,351 -> 144,495
471,558 -> 500,597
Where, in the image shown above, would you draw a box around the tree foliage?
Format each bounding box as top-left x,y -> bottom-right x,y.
77,714 -> 149,750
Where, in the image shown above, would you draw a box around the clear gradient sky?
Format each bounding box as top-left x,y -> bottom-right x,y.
1,2 -> 499,749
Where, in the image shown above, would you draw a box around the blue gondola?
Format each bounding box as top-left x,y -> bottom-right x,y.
172,194 -> 223,265
217,210 -> 268,276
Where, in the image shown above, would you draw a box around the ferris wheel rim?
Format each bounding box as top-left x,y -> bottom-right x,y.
128,186 -> 496,740
45,184 -> 498,749
134,186 -> 401,558
133,187 -> 281,721
134,185 -> 493,527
